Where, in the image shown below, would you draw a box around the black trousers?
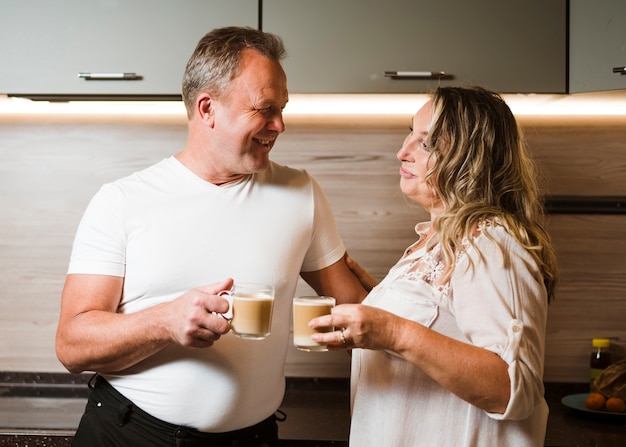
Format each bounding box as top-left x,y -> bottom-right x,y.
72,375 -> 281,447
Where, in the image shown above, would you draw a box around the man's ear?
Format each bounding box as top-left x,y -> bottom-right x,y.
196,93 -> 215,127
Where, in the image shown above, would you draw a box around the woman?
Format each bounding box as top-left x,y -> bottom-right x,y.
311,86 -> 558,446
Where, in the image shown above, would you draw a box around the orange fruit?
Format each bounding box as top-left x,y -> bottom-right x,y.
585,392 -> 606,411
605,397 -> 626,413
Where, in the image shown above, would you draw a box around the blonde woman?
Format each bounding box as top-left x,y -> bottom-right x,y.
311,86 -> 558,447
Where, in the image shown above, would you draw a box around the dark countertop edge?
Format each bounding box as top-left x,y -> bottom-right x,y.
0,372 -> 91,386
0,372 -> 351,398
0,372 -> 350,386
0,372 -> 594,398
0,433 -> 346,447
0,371 -> 588,389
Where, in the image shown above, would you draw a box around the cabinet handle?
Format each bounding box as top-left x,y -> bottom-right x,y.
78,72 -> 142,80
384,71 -> 446,78
612,67 -> 626,75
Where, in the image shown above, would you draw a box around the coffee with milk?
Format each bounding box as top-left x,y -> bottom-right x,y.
220,283 -> 275,340
293,296 -> 336,351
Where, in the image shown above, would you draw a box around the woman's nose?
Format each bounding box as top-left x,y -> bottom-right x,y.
397,141 -> 411,161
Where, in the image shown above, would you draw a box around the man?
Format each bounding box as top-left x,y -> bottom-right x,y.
56,26 -> 366,447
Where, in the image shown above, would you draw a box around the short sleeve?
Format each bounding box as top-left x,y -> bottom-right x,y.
300,176 -> 345,272
67,184 -> 127,277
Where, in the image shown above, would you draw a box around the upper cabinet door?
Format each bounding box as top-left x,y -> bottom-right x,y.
262,0 -> 567,94
0,0 -> 258,99
570,0 -> 626,93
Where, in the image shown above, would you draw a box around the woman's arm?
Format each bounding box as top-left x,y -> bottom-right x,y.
313,304 -> 510,413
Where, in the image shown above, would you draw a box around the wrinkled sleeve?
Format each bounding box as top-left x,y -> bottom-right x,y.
300,175 -> 346,272
450,226 -> 548,420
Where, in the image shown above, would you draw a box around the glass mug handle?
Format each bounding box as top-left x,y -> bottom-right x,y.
217,289 -> 233,321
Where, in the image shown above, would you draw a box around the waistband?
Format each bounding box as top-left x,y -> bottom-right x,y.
90,374 -> 282,441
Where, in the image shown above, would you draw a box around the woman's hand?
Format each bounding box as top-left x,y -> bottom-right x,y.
346,255 -> 379,293
309,303 -> 401,351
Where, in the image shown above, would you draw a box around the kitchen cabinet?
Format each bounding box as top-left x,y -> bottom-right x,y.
262,0 -> 567,94
0,0 -> 258,99
569,0 -> 626,93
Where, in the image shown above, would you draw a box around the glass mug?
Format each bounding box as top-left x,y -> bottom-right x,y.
219,283 -> 275,340
292,296 -> 336,351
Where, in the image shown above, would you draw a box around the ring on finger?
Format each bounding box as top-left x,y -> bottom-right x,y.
339,328 -> 347,345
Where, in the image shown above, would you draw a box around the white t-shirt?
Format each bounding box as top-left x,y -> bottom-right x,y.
68,156 -> 345,432
350,221 -> 549,447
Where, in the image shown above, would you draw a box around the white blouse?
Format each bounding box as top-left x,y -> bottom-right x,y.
349,221 -> 549,447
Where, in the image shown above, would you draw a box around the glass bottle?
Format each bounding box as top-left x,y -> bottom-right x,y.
590,338 -> 611,385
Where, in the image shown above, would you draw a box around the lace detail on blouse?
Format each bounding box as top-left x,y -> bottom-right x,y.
402,238 -> 470,297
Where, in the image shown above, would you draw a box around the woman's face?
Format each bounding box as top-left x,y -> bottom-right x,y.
397,100 -> 444,214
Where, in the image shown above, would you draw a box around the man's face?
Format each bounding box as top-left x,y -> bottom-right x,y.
210,49 -> 289,177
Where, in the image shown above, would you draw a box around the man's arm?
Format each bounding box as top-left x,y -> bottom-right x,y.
300,254 -> 368,305
55,274 -> 232,374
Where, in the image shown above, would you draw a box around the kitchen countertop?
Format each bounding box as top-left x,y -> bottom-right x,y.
544,382 -> 625,447
1,373 -> 625,447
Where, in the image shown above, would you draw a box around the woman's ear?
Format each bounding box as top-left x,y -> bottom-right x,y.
196,93 -> 215,127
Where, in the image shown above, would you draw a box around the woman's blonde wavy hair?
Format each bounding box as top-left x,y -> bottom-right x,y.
426,86 -> 558,302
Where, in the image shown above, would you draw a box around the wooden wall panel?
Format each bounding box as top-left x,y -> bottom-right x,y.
0,113 -> 624,382
545,215 -> 626,381
0,118 -> 184,372
521,116 -> 626,196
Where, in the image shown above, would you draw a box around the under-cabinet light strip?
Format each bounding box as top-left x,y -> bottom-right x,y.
0,93 -> 625,116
